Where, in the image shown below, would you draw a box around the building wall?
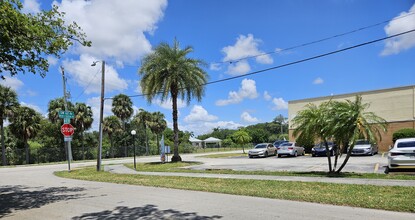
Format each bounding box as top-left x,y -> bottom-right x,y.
288,85 -> 415,152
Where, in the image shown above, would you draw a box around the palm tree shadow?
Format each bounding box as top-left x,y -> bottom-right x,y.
0,185 -> 87,218
72,205 -> 222,220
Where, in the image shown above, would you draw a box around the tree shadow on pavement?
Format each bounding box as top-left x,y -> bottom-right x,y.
0,185 -> 86,218
72,204 -> 222,220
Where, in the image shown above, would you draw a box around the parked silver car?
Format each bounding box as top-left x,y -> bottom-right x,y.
387,138 -> 415,171
277,142 -> 305,157
248,143 -> 277,158
350,140 -> 378,156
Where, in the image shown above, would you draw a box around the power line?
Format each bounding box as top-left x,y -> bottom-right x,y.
73,68 -> 101,102
118,28 -> 415,99
212,11 -> 415,65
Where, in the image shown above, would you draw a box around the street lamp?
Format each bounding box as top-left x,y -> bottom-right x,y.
92,60 -> 105,171
131,130 -> 137,170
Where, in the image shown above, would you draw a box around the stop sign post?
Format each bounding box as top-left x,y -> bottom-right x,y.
61,123 -> 75,137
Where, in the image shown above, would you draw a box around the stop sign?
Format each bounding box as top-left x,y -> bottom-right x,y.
61,123 -> 75,137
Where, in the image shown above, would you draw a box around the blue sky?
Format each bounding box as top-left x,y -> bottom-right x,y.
2,0 -> 415,135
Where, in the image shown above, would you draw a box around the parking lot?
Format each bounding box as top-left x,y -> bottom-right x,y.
184,152 -> 389,174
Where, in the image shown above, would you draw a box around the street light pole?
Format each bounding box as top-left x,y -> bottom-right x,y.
92,60 -> 105,171
131,130 -> 136,170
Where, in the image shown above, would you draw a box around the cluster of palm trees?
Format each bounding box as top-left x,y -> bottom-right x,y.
292,96 -> 387,173
1,39 -> 210,165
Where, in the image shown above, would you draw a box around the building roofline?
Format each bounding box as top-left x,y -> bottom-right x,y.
289,84 -> 415,104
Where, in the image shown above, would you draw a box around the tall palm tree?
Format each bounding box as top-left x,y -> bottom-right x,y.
231,130 -> 252,154
331,96 -> 387,173
139,39 -> 208,162
134,109 -> 152,155
148,111 -> 167,155
74,103 -> 93,160
292,101 -> 334,172
9,106 -> 41,164
111,94 -> 133,157
103,116 -> 122,158
0,85 -> 19,165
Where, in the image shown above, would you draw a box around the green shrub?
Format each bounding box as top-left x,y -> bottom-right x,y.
179,143 -> 197,153
393,128 -> 415,142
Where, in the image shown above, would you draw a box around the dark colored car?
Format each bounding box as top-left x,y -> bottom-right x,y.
311,142 -> 336,157
273,140 -> 288,148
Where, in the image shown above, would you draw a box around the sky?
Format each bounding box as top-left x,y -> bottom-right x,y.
2,0 -> 415,135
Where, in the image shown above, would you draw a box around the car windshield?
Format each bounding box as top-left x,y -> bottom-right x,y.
397,141 -> 415,148
280,143 -> 292,147
355,140 -> 370,145
315,142 -> 332,148
255,144 -> 267,149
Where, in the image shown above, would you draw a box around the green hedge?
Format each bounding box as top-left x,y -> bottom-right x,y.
392,128 -> 415,142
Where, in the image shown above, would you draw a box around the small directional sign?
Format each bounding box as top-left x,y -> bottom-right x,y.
63,118 -> 71,124
58,110 -> 74,119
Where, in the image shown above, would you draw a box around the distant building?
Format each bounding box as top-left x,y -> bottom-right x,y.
288,85 -> 415,151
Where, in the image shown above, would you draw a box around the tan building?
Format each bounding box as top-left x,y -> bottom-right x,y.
288,85 -> 415,151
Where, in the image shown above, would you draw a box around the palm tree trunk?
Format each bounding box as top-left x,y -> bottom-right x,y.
323,139 -> 333,173
336,143 -> 353,173
25,137 -> 29,164
1,121 -> 6,166
156,134 -> 160,155
81,130 -> 85,160
144,125 -> 149,156
171,91 -> 181,162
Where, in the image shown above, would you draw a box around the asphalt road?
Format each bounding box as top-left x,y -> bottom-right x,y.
1,153 -> 414,219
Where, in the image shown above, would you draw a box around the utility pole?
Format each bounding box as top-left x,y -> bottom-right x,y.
61,66 -> 72,171
97,61 -> 105,171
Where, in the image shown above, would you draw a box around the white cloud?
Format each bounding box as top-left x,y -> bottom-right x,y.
20,102 -> 42,114
216,78 -> 258,106
209,63 -> 221,71
63,54 -> 128,94
263,91 -> 272,101
86,96 -> 113,131
381,3 -> 415,56
313,77 -> 324,85
184,105 -> 218,123
47,56 -> 58,66
241,111 -> 259,123
134,80 -> 142,94
181,121 -> 244,136
155,98 -> 186,110
226,60 -> 251,76
54,0 -> 167,63
222,34 -> 273,75
0,76 -> 24,91
272,97 -> 288,110
22,0 -> 41,14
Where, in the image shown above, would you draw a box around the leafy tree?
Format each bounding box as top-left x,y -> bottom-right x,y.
231,130 -> 252,153
148,111 -> 167,154
0,85 -> 19,165
292,96 -> 387,173
139,39 -> 208,162
103,116 -> 122,158
331,96 -> 387,173
0,0 -> 90,79
74,103 -> 93,160
9,106 -> 41,164
392,128 -> 415,142
133,109 -> 152,155
112,94 -> 133,156
247,128 -> 268,144
273,114 -> 288,134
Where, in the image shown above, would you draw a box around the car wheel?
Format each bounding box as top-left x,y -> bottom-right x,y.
312,154 -> 315,157
294,151 -> 298,157
249,155 -> 252,158
278,154 -> 281,158
370,150 -> 374,156
264,152 -> 268,157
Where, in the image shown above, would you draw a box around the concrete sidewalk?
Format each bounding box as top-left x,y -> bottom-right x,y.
105,164 -> 415,187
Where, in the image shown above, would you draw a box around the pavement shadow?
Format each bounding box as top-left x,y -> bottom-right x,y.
72,204 -> 222,220
0,185 -> 86,218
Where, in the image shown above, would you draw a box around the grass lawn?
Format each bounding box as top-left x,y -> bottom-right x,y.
122,161 -> 415,180
55,166 -> 415,213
